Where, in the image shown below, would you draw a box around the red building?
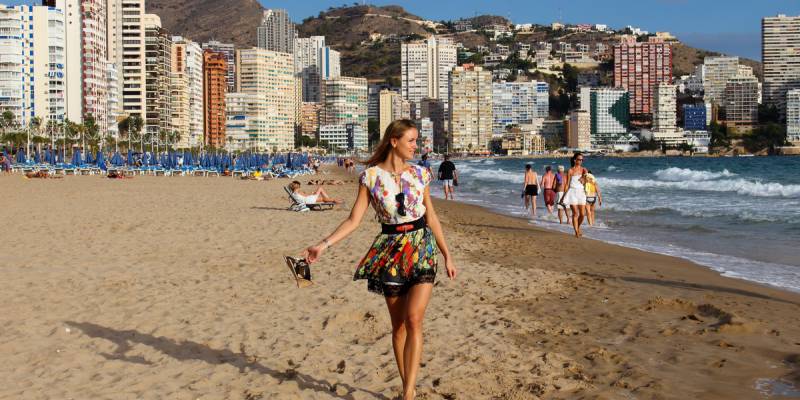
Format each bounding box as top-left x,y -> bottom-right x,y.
203,50 -> 227,148
613,37 -> 673,120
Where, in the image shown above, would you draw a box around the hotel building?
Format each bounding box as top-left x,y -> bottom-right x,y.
762,14 -> 800,115
320,76 -> 368,134
401,37 -> 457,118
613,37 -> 672,118
204,50 -> 227,148
235,48 -> 296,151
448,64 -> 492,151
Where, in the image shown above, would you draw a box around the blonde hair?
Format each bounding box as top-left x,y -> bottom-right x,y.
364,119 -> 417,167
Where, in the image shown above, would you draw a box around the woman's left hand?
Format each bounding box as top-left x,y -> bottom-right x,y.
444,257 -> 457,280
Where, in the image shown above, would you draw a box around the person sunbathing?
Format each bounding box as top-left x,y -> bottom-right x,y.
25,171 -> 62,179
289,181 -> 342,205
107,170 -> 129,179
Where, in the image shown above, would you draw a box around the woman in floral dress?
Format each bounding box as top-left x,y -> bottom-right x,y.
304,119 -> 457,399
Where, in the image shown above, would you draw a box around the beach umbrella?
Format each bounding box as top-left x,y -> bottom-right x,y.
34,150 -> 41,164
71,149 -> 81,166
85,151 -> 94,165
111,151 -> 123,166
182,150 -> 192,168
126,150 -> 133,166
96,151 -> 106,171
16,149 -> 26,163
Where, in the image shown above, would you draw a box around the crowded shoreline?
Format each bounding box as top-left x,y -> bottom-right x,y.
1,165 -> 799,399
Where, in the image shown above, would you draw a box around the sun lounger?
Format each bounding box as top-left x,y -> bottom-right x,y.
284,186 -> 335,212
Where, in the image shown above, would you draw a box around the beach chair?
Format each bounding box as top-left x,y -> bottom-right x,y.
284,186 -> 335,212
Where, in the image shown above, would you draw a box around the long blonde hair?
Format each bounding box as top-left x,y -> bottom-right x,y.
364,119 -> 417,167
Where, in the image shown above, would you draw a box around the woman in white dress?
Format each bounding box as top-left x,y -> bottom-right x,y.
559,152 -> 588,237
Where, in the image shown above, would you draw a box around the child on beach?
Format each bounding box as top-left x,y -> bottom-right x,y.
584,170 -> 602,226
303,119 -> 457,400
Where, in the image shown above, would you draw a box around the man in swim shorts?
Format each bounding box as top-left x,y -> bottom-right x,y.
540,166 -> 557,214
555,165 -> 567,224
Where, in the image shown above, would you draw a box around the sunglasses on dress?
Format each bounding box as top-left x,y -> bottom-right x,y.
395,192 -> 406,217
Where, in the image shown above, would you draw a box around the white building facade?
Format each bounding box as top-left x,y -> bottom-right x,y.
788,89 -> 800,144
401,37 -> 457,118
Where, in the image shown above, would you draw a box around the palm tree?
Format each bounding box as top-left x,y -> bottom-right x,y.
83,114 -> 99,152
127,115 -> 143,154
1,111 -> 15,135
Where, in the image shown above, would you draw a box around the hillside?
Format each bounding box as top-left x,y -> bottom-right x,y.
146,0 -> 262,47
146,2 -> 762,82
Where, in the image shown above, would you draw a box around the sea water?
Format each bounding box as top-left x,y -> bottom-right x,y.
428,156 -> 800,293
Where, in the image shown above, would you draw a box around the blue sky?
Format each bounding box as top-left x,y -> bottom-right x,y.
5,0 -> 798,60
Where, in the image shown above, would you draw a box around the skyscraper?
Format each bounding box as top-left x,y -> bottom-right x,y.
787,89 -> 800,144
652,83 -> 677,132
0,5 -> 68,126
703,56 -> 739,104
204,50 -> 227,148
235,48 -> 296,151
589,88 -> 630,148
107,0 -> 146,124
144,14 -> 172,139
724,68 -> 759,131
202,41 -> 236,92
78,0 -> 108,133
401,37 -> 457,118
762,14 -> 800,115
613,37 -> 672,119
171,36 -> 204,148
320,76 -> 368,134
257,9 -> 295,53
569,110 -> 591,150
294,36 -> 325,102
492,82 -> 539,135
448,64 -> 492,151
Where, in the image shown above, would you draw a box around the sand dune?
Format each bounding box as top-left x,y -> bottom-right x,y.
1,169 -> 798,399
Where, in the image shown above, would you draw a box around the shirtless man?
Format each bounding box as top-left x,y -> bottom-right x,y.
555,165 -> 568,224
540,166 -> 557,215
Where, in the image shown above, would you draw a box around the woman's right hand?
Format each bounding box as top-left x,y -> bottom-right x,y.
304,244 -> 325,263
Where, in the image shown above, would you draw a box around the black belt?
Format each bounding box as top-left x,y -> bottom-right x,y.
382,217 -> 427,234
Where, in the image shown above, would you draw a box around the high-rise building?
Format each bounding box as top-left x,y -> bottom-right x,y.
144,15 -> 172,139
683,104 -> 708,131
652,83 -> 677,132
589,88 -> 630,148
318,123 -> 367,151
294,36 -> 325,102
106,62 -> 119,138
762,14 -> 800,115
569,110 -> 591,150
300,102 -> 321,138
107,0 -> 146,124
368,83 -> 395,121
257,9 -> 295,53
56,0 -> 83,123
0,5 -> 68,126
787,89 -> 800,144
79,0 -> 108,133
171,37 -> 204,148
318,46 -> 340,80
420,97 -> 446,150
724,69 -> 759,131
201,41 -> 236,92
378,89 -> 410,137
320,76 -> 368,133
401,37 -> 457,118
235,48 -> 296,150
203,50 -> 227,148
492,82 -> 543,135
613,37 -> 672,118
225,92 -> 257,151
448,65 -> 492,151
703,56 -> 739,104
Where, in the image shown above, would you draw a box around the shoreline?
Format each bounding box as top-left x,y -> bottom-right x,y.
436,191 -> 800,296
1,169 -> 798,399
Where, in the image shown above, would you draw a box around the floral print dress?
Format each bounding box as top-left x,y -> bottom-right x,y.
354,164 -> 438,296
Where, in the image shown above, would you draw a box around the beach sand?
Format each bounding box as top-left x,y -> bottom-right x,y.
1,168 -> 799,399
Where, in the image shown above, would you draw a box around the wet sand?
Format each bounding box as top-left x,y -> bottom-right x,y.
1,168 -> 798,399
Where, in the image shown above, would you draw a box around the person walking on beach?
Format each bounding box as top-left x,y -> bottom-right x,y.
584,170 -> 602,226
540,166 -> 557,215
522,164 -> 539,218
555,165 -> 568,224
559,153 -> 588,237
437,155 -> 457,200
304,119 -> 457,399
